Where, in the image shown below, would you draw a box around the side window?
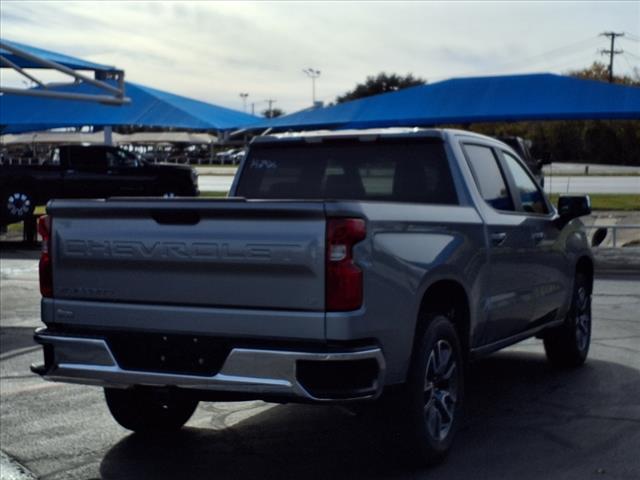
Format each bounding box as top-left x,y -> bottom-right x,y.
501,152 -> 548,214
463,144 -> 514,211
107,149 -> 139,168
68,148 -> 108,171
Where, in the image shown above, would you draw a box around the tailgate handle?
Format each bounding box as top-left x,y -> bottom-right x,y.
152,210 -> 200,225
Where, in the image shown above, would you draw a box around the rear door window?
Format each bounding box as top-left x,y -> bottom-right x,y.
236,140 -> 458,204
463,144 -> 514,211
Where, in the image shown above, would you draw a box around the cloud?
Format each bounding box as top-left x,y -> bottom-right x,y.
1,1 -> 638,113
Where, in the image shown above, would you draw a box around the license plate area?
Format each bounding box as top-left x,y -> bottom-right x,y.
106,331 -> 231,376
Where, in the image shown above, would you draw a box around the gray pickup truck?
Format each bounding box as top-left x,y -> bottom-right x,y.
32,128 -> 593,463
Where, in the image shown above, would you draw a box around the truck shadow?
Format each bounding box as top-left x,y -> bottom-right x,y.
99,351 -> 640,480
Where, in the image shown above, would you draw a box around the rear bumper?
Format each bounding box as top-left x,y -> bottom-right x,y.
32,329 -> 385,402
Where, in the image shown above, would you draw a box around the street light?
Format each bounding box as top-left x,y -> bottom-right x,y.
302,68 -> 321,105
239,92 -> 249,112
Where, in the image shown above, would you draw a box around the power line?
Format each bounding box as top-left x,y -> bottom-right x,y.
529,50 -> 602,75
488,36 -> 600,72
623,32 -> 640,42
600,32 -> 625,82
430,36 -> 601,81
621,53 -> 637,73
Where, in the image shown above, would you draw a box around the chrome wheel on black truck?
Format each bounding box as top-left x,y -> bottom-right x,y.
544,272 -> 592,368
3,190 -> 34,223
104,387 -> 198,433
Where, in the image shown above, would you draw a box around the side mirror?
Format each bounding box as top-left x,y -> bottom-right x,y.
558,195 -> 591,221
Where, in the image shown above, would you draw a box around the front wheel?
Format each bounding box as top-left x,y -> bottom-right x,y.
104,387 -> 198,433
543,272 -> 592,368
396,315 -> 465,464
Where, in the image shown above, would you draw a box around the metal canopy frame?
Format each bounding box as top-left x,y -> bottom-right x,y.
0,40 -> 130,105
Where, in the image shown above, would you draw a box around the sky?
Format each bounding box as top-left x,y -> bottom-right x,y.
1,1 -> 639,116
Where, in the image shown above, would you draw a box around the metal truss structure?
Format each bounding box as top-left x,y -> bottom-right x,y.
0,40 -> 130,105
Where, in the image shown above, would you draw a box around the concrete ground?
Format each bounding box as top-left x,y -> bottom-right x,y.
0,249 -> 639,480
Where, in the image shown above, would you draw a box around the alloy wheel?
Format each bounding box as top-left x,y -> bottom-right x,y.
575,286 -> 591,352
423,339 -> 458,441
7,192 -> 32,217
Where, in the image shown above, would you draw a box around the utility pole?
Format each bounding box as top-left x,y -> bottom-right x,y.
265,98 -> 276,118
302,68 -> 321,105
600,32 -> 624,83
239,92 -> 248,112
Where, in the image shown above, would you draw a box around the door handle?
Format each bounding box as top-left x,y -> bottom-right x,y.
490,232 -> 507,246
532,231 -> 545,244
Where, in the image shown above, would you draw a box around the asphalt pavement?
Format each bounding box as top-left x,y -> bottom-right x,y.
1,250 -> 639,480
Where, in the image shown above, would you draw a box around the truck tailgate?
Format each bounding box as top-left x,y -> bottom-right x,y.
49,199 -> 326,311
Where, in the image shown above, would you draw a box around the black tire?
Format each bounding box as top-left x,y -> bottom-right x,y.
104,387 -> 198,433
543,272 -> 592,368
3,189 -> 34,223
394,314 -> 465,464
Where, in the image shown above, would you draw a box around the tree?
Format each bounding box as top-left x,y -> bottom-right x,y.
262,108 -> 285,118
466,62 -> 640,166
567,61 -> 640,86
336,72 -> 426,103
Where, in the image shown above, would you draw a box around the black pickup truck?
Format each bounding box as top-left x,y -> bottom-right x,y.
0,145 -> 199,226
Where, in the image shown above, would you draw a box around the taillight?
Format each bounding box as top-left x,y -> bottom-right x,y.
38,215 -> 53,298
326,218 -> 366,311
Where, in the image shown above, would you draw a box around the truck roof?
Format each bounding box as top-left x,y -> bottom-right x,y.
252,127 -> 500,145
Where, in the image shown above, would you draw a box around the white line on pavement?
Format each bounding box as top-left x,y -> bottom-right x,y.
0,451 -> 37,480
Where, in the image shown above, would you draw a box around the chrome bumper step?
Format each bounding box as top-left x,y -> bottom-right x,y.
33,329 -> 385,402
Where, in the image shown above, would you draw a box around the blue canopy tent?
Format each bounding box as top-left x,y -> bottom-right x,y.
255,73 -> 640,131
1,39 -> 117,71
0,81 -> 258,133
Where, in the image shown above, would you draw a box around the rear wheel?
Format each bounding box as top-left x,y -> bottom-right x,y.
392,315 -> 465,464
104,387 -> 198,433
543,272 -> 591,368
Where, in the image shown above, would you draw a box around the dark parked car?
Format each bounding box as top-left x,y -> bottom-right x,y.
0,145 -> 199,225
